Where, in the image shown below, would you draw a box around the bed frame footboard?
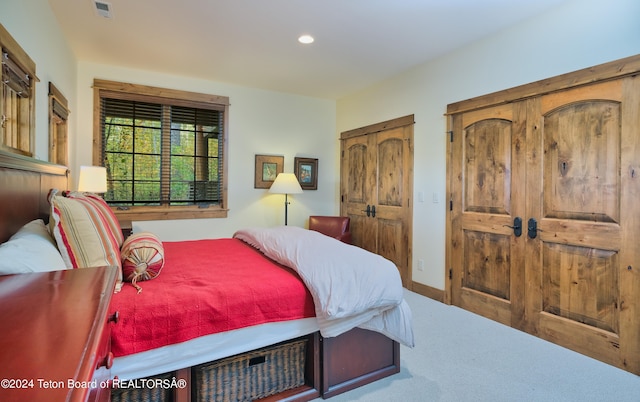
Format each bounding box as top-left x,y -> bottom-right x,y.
320,328 -> 400,399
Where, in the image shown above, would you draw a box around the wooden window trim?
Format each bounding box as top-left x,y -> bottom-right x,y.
0,23 -> 39,157
49,82 -> 69,165
92,79 -> 229,222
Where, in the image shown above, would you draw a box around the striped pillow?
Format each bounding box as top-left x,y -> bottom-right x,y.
66,191 -> 124,247
48,190 -> 123,292
121,232 -> 165,293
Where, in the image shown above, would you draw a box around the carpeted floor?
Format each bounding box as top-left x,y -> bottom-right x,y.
315,289 -> 640,402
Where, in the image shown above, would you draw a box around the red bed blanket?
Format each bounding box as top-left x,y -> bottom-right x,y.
108,238 -> 315,357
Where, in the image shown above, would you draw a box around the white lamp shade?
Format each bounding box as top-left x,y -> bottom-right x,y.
269,173 -> 303,194
77,166 -> 108,193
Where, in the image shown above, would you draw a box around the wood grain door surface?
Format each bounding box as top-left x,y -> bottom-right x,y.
340,116 -> 413,288
449,101 -> 527,328
448,74 -> 640,374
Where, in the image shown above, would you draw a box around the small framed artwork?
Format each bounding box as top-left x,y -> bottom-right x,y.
255,154 -> 284,188
294,157 -> 318,190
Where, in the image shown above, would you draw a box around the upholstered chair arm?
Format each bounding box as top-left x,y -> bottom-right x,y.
308,216 -> 352,244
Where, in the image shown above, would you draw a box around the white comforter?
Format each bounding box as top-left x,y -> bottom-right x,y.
233,226 -> 415,348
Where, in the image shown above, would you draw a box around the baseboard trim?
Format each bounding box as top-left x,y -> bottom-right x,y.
411,281 -> 445,303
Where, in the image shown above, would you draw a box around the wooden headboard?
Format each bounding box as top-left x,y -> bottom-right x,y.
0,150 -> 69,243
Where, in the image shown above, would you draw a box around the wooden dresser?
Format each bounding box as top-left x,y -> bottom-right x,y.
0,266 -> 118,402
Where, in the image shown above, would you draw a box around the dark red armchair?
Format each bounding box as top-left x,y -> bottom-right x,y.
308,216 -> 352,244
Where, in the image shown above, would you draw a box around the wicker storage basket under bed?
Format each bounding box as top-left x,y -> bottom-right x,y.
193,337 -> 308,402
111,371 -> 175,402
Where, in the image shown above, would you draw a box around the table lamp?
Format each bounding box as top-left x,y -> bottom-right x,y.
77,165 -> 107,194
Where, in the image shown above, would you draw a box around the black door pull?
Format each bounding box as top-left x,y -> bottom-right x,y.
363,205 -> 371,217
504,217 -> 522,237
528,218 -> 538,239
371,205 -> 376,218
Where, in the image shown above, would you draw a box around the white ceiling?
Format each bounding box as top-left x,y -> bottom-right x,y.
48,0 -> 571,99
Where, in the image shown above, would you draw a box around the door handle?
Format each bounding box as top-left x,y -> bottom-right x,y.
362,204 -> 371,217
503,217 -> 522,237
528,218 -> 539,239
371,205 -> 376,218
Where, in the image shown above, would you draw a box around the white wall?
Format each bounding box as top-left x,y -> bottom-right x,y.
0,0 -> 77,161
337,0 -> 640,290
75,62 -> 338,240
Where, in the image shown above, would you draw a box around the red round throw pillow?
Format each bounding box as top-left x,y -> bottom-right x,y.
121,232 -> 164,293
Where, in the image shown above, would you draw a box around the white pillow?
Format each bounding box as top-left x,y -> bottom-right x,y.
0,219 -> 68,275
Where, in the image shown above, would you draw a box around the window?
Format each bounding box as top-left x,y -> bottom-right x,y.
49,82 -> 69,165
1,24 -> 37,157
93,79 -> 229,221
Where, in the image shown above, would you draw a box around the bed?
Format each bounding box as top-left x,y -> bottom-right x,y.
0,150 -> 414,402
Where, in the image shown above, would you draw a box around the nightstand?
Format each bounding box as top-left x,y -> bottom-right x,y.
0,266 -> 119,402
120,220 -> 133,238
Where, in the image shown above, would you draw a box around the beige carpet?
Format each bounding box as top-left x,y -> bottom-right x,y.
315,289 -> 639,402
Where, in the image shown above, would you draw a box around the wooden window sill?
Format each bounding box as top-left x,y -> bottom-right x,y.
113,205 -> 228,222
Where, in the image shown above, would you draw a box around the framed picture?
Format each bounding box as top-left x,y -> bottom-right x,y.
255,154 -> 284,188
294,157 -> 318,190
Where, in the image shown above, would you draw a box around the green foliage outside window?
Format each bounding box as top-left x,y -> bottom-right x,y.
101,99 -> 222,206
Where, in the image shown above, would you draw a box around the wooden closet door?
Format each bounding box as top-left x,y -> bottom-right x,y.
525,78 -> 640,373
341,133 -> 377,253
340,117 -> 413,288
449,75 -> 640,374
373,126 -> 413,288
449,102 -> 528,328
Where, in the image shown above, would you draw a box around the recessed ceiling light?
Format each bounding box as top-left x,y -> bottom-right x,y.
298,35 -> 314,44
